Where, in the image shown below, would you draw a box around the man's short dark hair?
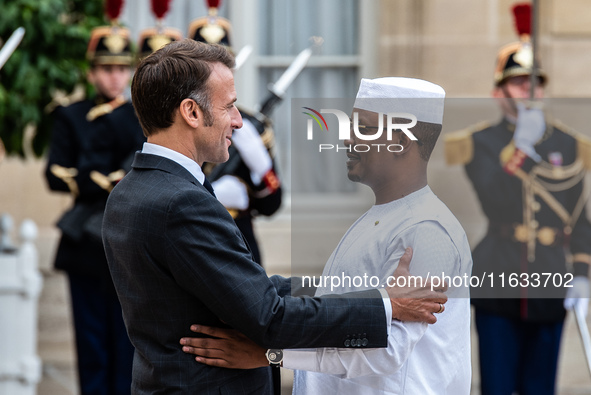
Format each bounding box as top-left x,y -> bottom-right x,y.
131,39 -> 235,137
389,116 -> 441,162
413,121 -> 442,162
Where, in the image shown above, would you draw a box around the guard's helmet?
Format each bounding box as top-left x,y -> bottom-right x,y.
188,1 -> 232,48
137,27 -> 183,60
87,26 -> 133,66
493,2 -> 547,86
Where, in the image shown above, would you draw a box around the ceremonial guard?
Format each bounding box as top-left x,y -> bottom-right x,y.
44,8 -> 144,392
188,0 -> 282,266
445,3 -> 591,394
137,0 -> 182,61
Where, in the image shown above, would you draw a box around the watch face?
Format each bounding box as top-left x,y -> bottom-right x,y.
267,349 -> 283,363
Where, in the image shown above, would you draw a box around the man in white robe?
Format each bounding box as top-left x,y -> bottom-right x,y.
181,77 -> 473,394
288,188 -> 471,394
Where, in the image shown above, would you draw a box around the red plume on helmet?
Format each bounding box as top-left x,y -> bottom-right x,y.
105,0 -> 124,21
492,2 -> 546,86
151,0 -> 172,19
206,0 -> 221,16
512,3 -> 531,38
138,0 -> 182,59
207,0 -> 221,8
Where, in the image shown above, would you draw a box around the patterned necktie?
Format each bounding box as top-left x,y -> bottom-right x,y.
202,177 -> 216,197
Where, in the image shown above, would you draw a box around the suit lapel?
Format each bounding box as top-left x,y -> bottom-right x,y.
131,152 -> 256,260
131,152 -> 202,188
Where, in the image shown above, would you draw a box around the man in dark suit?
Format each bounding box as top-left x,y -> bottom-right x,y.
102,39 -> 447,394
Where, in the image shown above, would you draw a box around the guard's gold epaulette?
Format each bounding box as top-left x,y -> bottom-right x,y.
50,164 -> 79,196
443,121 -> 490,165
90,169 -> 126,192
86,95 -> 127,122
260,123 -> 276,151
551,119 -> 591,170
44,85 -> 86,113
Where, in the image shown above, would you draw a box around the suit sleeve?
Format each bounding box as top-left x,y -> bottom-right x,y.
268,275 -> 292,297
164,189 -> 388,350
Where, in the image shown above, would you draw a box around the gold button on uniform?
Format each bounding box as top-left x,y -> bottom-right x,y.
514,224 -> 529,243
537,227 -> 556,246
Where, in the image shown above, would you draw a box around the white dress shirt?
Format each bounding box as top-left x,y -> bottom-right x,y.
141,142 -> 206,185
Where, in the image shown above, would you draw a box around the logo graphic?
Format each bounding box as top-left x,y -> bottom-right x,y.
303,107 -> 418,153
302,107 -> 328,139
302,107 -> 328,130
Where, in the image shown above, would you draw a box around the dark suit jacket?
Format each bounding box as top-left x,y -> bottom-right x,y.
103,152 -> 388,394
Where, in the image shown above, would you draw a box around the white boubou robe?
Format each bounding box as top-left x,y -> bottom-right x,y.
284,186 -> 473,394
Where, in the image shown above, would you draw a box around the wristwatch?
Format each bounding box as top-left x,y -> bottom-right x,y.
265,349 -> 283,366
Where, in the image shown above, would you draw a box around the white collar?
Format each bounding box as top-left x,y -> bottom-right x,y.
141,142 -> 205,184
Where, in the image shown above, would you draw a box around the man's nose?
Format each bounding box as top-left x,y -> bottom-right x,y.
344,121 -> 356,147
344,134 -> 355,147
232,107 -> 243,129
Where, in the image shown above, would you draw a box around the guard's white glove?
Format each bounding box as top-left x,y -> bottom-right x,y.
232,119 -> 272,185
564,275 -> 590,318
211,175 -> 249,210
513,102 -> 545,162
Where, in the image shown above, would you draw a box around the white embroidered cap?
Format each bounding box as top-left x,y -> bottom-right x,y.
353,77 -> 446,125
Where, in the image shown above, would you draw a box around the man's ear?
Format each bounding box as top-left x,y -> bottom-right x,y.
179,98 -> 200,128
393,132 -> 414,156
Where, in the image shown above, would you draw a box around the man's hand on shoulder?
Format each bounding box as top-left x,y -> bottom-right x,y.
386,247 -> 448,324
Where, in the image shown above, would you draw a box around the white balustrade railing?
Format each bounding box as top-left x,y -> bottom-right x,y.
0,214 -> 42,395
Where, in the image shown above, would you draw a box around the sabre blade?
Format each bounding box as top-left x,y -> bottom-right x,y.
269,47 -> 313,98
0,27 -> 25,70
573,306 -> 591,377
257,47 -> 314,118
529,0 -> 539,100
256,37 -> 322,118
234,45 -> 253,72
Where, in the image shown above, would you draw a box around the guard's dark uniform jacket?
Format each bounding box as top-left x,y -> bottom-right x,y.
446,118 -> 591,322
203,110 -> 282,265
45,97 -> 146,279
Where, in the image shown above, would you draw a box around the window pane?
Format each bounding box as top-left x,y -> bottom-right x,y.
258,0 -> 359,56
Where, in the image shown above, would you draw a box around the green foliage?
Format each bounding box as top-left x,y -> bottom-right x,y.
0,0 -> 106,156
